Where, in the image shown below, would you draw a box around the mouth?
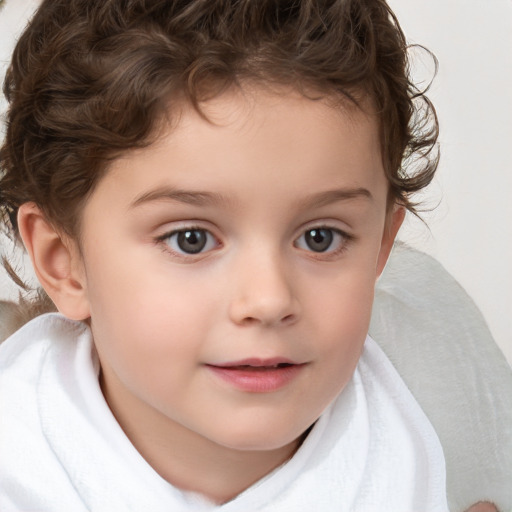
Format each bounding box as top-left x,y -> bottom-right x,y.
205,358 -> 307,393
222,362 -> 294,371
212,357 -> 300,368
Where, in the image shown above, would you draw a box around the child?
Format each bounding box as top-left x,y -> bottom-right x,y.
0,0 -> 456,509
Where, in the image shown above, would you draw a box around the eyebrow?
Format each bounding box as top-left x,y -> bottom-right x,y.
129,187 -> 231,209
297,187 -> 373,210
129,186 -> 372,210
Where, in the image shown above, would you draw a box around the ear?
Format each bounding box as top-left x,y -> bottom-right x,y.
17,203 -> 91,320
375,204 -> 405,278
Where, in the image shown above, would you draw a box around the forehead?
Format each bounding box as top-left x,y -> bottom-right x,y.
85,87 -> 386,219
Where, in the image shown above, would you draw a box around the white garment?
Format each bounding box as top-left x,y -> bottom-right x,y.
372,243 -> 512,512
0,314 -> 448,511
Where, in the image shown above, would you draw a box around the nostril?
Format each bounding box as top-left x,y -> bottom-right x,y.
281,314 -> 296,324
238,316 -> 259,327
236,313 -> 296,327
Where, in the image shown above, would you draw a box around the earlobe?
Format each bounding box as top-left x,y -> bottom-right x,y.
17,203 -> 91,321
376,205 -> 405,278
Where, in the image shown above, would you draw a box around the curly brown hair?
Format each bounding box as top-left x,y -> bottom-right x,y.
0,0 -> 438,242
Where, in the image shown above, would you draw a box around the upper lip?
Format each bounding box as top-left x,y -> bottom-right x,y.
208,357 -> 303,368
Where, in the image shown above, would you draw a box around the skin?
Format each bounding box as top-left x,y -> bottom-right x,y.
20,87 -> 405,503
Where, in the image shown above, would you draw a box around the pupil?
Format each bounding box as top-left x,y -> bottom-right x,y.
305,229 -> 332,252
177,230 -> 207,254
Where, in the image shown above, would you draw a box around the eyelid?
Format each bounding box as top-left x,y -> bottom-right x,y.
293,224 -> 355,257
293,219 -> 354,242
154,223 -> 222,259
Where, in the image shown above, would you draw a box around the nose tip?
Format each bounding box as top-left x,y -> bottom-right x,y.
228,262 -> 300,327
231,301 -> 298,327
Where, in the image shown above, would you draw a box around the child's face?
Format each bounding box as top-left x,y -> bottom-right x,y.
73,88 -> 401,454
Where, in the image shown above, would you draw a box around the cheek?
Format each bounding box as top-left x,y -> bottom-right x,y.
88,280 -> 203,412
85,255 -> 219,374
288,273 -> 374,427
306,265 -> 375,334
304,266 -> 376,376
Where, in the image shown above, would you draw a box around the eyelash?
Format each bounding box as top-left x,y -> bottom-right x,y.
294,226 -> 354,258
156,226 -> 220,259
155,225 -> 354,260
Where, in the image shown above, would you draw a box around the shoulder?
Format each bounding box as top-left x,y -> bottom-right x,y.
0,312 -> 93,407
0,312 -> 87,370
0,314 -> 94,510
0,312 -> 92,427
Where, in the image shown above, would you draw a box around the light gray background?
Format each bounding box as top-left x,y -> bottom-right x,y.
1,0 -> 511,364
389,0 -> 512,365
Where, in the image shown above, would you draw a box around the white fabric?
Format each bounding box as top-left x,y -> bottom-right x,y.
0,313 -> 448,511
371,243 -> 512,512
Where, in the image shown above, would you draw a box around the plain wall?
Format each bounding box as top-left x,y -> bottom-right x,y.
388,0 -> 512,365
1,0 -> 511,364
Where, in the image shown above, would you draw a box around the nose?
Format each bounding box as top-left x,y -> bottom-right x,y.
228,249 -> 300,327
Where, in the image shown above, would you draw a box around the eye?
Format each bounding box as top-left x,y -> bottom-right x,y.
294,227 -> 347,253
163,228 -> 218,255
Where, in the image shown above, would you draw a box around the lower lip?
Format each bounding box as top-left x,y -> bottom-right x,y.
206,364 -> 306,393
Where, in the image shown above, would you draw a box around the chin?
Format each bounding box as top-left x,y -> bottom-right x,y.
211,420 -> 311,453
